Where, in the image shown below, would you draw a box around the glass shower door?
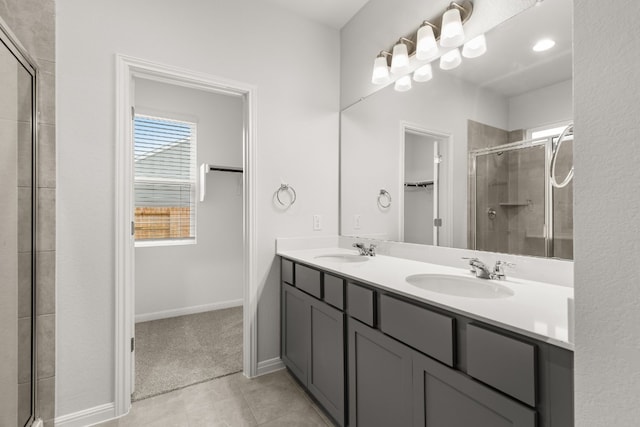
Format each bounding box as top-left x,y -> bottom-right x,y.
0,24 -> 37,427
472,142 -> 546,257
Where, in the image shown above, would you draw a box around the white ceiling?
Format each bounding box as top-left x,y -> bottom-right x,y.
262,0 -> 370,29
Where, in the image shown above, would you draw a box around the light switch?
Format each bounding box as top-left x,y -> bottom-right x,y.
354,214 -> 361,229
313,214 -> 322,231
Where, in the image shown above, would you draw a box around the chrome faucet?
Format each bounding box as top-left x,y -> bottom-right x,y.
463,257 -> 514,280
353,242 -> 376,257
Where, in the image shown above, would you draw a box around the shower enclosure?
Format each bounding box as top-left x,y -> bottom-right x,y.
0,19 -> 38,427
469,135 -> 573,259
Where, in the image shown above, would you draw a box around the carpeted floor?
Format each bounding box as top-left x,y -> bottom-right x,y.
133,306 -> 243,401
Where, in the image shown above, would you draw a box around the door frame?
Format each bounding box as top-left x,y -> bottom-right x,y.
114,54 -> 258,416
398,122 -> 453,246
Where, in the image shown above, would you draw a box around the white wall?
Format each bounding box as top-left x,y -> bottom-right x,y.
56,0 -> 339,418
341,69 -> 508,248
508,79 -> 573,131
134,79 -> 243,321
574,0 -> 640,424
340,0 -> 536,109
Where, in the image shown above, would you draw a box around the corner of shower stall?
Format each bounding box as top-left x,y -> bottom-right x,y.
0,17 -> 42,427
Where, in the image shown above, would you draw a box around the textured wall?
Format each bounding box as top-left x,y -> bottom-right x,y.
574,0 -> 640,424
0,0 -> 56,426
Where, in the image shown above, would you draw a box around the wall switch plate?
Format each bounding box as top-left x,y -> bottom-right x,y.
354,214 -> 361,230
313,214 -> 322,231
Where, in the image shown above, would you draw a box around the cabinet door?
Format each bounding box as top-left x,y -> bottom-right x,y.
308,298 -> 345,426
281,283 -> 310,385
412,351 -> 536,427
348,318 -> 412,427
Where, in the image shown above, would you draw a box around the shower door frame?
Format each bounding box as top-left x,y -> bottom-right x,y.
469,137 -> 554,257
0,16 -> 39,427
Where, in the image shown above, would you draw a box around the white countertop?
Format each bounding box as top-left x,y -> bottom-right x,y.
277,247 -> 574,351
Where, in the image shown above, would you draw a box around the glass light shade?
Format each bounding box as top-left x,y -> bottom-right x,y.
533,39 -> 555,52
440,8 -> 465,47
439,48 -> 462,70
462,34 -> 487,58
413,63 -> 433,82
371,56 -> 390,85
390,42 -> 410,75
416,25 -> 438,61
394,75 -> 412,92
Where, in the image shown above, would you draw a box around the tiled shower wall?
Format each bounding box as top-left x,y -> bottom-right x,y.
0,0 -> 56,425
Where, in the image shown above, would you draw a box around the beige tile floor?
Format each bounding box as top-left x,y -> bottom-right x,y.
95,369 -> 334,427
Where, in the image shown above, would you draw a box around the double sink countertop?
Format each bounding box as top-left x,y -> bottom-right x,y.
277,247 -> 574,351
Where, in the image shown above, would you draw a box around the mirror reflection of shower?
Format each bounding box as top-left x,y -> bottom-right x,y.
468,120 -> 573,259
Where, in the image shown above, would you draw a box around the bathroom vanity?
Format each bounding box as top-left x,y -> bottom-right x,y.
279,249 -> 573,427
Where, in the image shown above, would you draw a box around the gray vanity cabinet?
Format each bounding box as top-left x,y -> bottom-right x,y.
308,296 -> 345,425
348,317 -> 413,427
280,257 -> 573,427
281,275 -> 346,426
281,283 -> 310,384
412,351 -> 536,427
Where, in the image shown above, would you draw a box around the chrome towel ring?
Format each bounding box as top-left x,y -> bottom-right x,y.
276,183 -> 297,208
378,189 -> 392,208
550,123 -> 574,188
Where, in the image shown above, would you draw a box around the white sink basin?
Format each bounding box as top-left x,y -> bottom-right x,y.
405,274 -> 514,299
314,254 -> 370,263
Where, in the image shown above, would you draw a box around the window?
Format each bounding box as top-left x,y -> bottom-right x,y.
528,121 -> 572,141
133,114 -> 197,245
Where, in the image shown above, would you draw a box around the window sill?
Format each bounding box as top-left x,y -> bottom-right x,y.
135,238 -> 196,248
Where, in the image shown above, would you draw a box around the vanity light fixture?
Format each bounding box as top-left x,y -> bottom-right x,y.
371,52 -> 392,84
532,38 -> 555,52
394,75 -> 413,92
370,1 -> 475,88
416,22 -> 439,61
440,3 -> 467,48
462,34 -> 487,58
413,63 -> 433,82
390,38 -> 413,75
439,48 -> 462,70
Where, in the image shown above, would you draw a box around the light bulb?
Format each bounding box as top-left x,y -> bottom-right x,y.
440,7 -> 465,48
533,39 -> 555,52
462,34 -> 487,58
394,75 -> 412,92
439,48 -> 462,70
390,42 -> 410,75
416,24 -> 438,61
413,63 -> 433,82
371,56 -> 390,85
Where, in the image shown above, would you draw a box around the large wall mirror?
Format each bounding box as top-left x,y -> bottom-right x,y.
341,0 -> 573,259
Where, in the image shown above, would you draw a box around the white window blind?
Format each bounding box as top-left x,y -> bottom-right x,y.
133,114 -> 197,244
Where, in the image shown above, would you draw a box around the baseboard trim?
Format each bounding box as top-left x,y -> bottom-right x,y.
55,402 -> 116,427
256,357 -> 285,376
135,299 -> 243,323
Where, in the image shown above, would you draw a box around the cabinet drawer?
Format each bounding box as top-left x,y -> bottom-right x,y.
295,264 -> 322,299
281,258 -> 294,285
323,273 -> 344,310
380,294 -> 455,367
467,324 -> 537,406
347,282 -> 375,327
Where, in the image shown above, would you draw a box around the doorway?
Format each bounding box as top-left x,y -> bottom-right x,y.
399,124 -> 451,247
131,78 -> 245,400
114,55 -> 258,416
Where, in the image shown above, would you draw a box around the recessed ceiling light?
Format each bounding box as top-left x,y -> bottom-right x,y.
533,39 -> 556,52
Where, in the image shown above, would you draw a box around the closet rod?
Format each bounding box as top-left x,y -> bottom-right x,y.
208,165 -> 243,173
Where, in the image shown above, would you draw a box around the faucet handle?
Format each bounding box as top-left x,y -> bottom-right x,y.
493,260 -> 515,279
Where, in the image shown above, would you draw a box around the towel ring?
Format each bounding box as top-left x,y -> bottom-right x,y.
378,189 -> 392,209
276,184 -> 297,208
